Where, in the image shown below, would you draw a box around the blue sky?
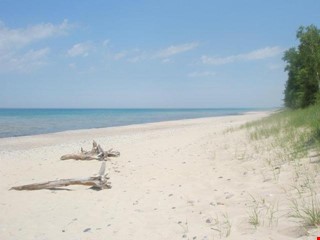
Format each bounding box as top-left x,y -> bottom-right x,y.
0,0 -> 319,108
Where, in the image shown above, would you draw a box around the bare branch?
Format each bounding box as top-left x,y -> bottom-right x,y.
60,141 -> 120,161
99,161 -> 106,176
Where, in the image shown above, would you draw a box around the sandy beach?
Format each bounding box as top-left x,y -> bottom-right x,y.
0,112 -> 318,240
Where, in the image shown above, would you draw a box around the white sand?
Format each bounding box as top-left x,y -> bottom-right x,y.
0,112 -> 318,240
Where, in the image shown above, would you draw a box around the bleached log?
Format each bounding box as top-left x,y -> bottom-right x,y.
11,160 -> 110,191
10,175 -> 111,190
60,141 -> 120,161
10,141 -> 118,191
60,154 -> 98,160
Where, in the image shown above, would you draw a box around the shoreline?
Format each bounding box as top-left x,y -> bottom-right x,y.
0,111 -> 271,151
0,108 -> 275,140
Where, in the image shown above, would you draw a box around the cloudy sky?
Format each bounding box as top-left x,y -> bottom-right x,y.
1,0 -> 319,108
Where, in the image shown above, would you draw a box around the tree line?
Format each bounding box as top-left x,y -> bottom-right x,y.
283,25 -> 320,109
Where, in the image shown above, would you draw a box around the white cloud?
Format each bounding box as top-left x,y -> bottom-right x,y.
67,42 -> 93,57
113,51 -> 127,60
243,47 -> 283,60
155,42 -> 199,58
102,39 -> 110,47
68,63 -> 77,69
0,20 -> 71,72
127,49 -> 147,63
201,46 -> 283,65
0,48 -> 50,72
110,42 -> 198,63
188,71 -> 216,78
127,54 -> 146,63
0,20 -> 70,51
161,58 -> 172,63
113,48 -> 147,63
201,55 -> 235,65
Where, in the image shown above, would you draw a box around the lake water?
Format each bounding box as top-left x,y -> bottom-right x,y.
0,108 -> 265,138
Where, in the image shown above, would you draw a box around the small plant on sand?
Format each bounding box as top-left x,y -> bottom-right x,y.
247,195 -> 262,228
223,127 -> 235,134
248,206 -> 260,228
289,192 -> 320,227
234,148 -> 247,161
266,201 -> 279,227
286,162 -> 320,229
209,212 -> 232,239
247,194 -> 279,229
291,162 -> 318,195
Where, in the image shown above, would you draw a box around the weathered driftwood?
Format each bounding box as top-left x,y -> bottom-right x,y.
10,176 -> 110,190
10,141 -> 120,190
60,140 -> 120,161
11,145 -> 112,191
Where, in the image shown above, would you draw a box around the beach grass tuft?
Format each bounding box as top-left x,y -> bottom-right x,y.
243,104 -> 320,161
289,192 -> 320,227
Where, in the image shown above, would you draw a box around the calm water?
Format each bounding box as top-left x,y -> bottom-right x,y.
0,108 -> 264,138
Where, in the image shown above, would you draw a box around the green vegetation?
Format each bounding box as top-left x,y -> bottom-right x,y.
241,24 -> 320,231
283,25 -> 320,109
248,202 -> 261,228
290,193 -> 320,227
245,104 -> 320,157
244,105 -> 320,228
210,213 -> 232,238
247,195 -> 279,229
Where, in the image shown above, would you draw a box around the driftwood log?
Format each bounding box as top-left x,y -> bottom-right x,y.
11,141 -> 117,191
60,140 -> 120,161
10,161 -> 110,191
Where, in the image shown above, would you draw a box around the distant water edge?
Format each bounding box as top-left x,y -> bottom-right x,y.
0,108 -> 268,138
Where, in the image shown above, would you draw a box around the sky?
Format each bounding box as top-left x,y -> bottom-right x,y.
0,0 -> 319,108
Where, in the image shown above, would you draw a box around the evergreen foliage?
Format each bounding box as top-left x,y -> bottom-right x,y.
283,25 -> 320,108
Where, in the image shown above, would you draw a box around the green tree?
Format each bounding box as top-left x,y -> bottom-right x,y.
283,25 -> 320,108
283,48 -> 304,108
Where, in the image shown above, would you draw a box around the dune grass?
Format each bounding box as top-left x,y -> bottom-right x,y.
290,192 -> 320,227
243,104 -> 320,228
244,104 -> 320,159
